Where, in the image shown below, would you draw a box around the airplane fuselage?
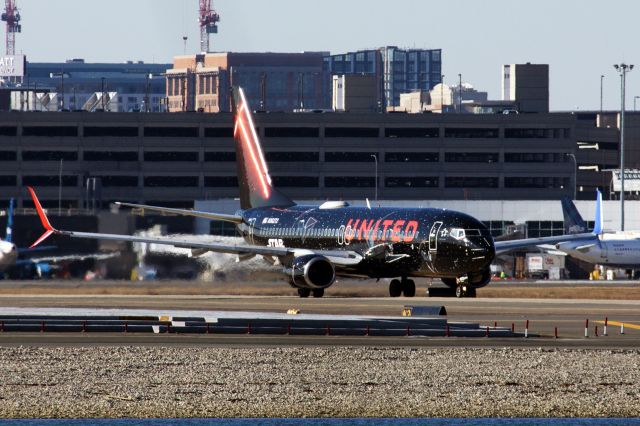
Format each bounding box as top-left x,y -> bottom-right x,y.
237,205 -> 496,281
0,239 -> 17,272
557,237 -> 640,267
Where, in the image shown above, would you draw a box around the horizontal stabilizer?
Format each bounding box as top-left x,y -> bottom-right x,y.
115,202 -> 243,224
574,243 -> 596,252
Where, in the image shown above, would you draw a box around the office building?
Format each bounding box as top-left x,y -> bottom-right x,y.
501,63 -> 549,113
332,74 -> 378,112
166,52 -> 330,113
325,47 -> 442,108
22,59 -> 170,112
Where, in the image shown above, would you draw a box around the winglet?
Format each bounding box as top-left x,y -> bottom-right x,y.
27,187 -> 56,248
593,189 -> 603,235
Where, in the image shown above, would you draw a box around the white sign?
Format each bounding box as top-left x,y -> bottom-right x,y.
0,54 -> 25,77
527,255 -> 543,271
611,169 -> 640,192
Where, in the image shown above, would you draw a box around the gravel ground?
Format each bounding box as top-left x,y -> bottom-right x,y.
0,346 -> 639,418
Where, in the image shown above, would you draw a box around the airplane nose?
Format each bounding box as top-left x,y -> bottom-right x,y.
470,232 -> 495,268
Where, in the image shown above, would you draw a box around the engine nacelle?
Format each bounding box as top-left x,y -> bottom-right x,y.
284,254 -> 336,289
468,266 -> 492,288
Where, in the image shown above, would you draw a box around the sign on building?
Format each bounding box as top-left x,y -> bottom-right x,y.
0,54 -> 25,78
610,169 -> 640,193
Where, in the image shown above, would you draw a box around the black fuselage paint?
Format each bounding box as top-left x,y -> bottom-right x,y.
236,205 -> 495,280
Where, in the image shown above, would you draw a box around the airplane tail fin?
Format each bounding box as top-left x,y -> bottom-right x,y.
231,86 -> 294,210
561,196 -> 587,234
5,198 -> 13,243
593,189 -> 603,235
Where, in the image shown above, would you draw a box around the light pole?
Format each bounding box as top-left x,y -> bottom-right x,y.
458,73 -> 462,113
440,74 -> 445,113
600,75 -> 604,113
101,77 -> 106,111
298,73 -> 304,110
60,69 -> 65,110
145,73 -> 152,113
566,153 -> 577,200
371,154 -> 378,201
58,158 -> 63,214
614,63 -> 634,231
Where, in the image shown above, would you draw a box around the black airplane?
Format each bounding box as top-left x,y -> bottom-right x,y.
27,87 -> 592,298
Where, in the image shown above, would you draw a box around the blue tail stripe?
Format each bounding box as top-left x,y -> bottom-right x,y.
593,189 -> 603,235
5,198 -> 13,243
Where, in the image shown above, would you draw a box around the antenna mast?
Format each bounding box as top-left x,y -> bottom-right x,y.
199,0 -> 219,53
1,0 -> 21,55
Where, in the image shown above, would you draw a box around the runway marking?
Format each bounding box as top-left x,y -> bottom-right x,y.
595,320 -> 640,330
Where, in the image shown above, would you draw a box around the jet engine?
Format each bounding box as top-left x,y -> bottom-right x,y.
468,266 -> 492,288
284,254 -> 336,289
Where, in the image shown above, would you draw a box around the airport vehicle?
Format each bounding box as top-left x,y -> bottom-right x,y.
558,190 -> 640,268
27,87 -> 591,297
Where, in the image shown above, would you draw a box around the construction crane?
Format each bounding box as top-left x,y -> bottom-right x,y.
1,0 -> 20,55
199,0 -> 219,53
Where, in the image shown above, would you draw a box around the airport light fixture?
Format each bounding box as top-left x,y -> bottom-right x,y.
371,154 -> 378,201
458,73 -> 462,113
440,74 -> 445,112
613,63 -> 633,231
566,153 -> 577,200
600,75 -> 604,113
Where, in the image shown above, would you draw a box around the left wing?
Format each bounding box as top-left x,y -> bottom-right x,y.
494,233 -> 596,254
27,187 -> 362,267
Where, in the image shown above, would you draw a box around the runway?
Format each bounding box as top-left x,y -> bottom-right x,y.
3,285 -> 640,417
0,292 -> 637,348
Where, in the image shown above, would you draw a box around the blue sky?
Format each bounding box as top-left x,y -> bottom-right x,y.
16,0 -> 640,110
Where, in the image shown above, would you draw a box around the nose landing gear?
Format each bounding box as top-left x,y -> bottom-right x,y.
441,277 -> 477,298
389,277 -> 416,297
454,285 -> 476,298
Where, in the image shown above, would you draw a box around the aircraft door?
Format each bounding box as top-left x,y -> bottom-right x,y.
429,221 -> 443,252
599,240 -> 609,263
420,221 -> 444,274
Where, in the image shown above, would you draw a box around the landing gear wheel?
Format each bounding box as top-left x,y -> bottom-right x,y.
312,288 -> 325,298
298,288 -> 311,298
402,279 -> 416,297
389,279 -> 402,297
455,285 -> 467,298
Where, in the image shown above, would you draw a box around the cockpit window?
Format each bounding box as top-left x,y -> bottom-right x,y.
450,228 -> 466,240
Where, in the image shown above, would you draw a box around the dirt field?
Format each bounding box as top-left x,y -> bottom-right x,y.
0,278 -> 638,299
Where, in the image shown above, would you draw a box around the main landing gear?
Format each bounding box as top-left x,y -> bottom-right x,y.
297,288 -> 325,298
389,277 -> 416,297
